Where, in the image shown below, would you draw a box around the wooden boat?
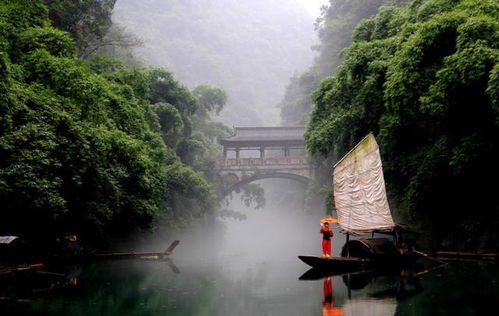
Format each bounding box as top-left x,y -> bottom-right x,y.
298,256 -> 371,271
298,134 -> 419,272
92,240 -> 180,260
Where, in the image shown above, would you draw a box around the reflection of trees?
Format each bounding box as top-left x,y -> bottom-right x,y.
24,261 -> 220,316
395,263 -> 499,315
310,270 -> 423,316
307,263 -> 499,316
342,270 -> 424,301
340,273 -> 398,316
22,259 -> 315,316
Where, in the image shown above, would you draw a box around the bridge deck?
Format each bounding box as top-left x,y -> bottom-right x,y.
217,127 -> 311,191
221,158 -> 307,166
220,126 -> 305,148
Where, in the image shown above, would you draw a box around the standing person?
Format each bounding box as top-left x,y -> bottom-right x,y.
320,222 -> 333,258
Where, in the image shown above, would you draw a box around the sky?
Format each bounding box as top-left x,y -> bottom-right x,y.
296,0 -> 329,17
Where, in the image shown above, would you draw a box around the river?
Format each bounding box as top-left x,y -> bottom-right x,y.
2,181 -> 499,315
3,251 -> 499,315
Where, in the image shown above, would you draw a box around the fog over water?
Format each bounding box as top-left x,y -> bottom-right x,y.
110,0 -> 331,257
105,3 -> 355,315
169,178 -> 340,263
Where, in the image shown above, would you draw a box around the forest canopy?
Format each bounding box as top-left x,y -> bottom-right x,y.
0,0 -> 227,244
306,0 -> 499,250
279,0 -> 408,125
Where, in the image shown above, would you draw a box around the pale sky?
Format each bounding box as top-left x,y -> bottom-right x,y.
296,0 -> 329,17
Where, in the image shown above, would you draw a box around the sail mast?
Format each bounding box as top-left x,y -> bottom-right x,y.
333,133 -> 374,169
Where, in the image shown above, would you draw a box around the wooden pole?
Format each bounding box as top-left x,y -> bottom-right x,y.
346,232 -> 350,258
414,250 -> 447,265
347,273 -> 352,299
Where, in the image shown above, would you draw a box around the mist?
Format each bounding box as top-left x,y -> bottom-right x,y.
4,0 -> 499,314
108,0 -> 330,259
221,179 -> 319,259
112,0 -> 318,125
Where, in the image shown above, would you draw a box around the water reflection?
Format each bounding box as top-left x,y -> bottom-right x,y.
322,277 -> 343,316
2,258 -> 499,315
302,267 -> 427,316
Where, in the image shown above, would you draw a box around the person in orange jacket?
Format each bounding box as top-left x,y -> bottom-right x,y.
320,222 -> 334,258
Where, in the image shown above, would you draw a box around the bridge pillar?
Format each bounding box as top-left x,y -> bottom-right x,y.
284,147 -> 290,158
260,147 -> 265,159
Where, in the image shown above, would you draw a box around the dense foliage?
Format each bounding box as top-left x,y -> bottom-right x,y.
280,0 -> 408,125
306,0 -> 499,250
0,0 -> 227,243
44,0 -> 117,58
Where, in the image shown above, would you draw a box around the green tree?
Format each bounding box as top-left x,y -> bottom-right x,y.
192,85 -> 227,116
280,0 -> 408,125
44,0 -> 117,58
0,0 -> 225,246
306,0 -> 499,250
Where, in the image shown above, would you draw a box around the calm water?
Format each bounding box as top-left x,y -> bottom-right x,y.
2,251 -> 499,315
2,196 -> 499,316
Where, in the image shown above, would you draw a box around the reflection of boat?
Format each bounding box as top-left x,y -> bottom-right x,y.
341,269 -> 424,302
299,134 -> 419,271
303,269 -> 423,316
299,266 -> 371,281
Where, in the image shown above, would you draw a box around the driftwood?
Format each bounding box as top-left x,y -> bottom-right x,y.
435,251 -> 498,262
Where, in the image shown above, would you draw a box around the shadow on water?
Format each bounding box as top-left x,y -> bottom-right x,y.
2,255 -> 499,315
2,175 -> 499,315
298,260 -> 499,316
299,267 -> 425,315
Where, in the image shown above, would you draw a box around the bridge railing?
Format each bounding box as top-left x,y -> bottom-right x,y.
220,158 -> 308,167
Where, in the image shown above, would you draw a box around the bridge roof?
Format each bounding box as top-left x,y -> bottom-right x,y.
220,126 -> 305,147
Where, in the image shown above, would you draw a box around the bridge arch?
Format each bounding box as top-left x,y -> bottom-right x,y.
223,172 -> 310,197
218,126 -> 311,199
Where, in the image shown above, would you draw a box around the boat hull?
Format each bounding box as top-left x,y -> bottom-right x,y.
297,254 -> 411,273
298,256 -> 372,271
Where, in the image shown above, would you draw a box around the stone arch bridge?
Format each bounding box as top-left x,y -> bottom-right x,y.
217,126 -> 311,196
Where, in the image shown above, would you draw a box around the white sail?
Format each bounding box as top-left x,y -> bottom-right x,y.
333,133 -> 395,234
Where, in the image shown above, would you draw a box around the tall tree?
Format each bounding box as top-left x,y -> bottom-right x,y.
0,0 -> 223,245
44,0 -> 118,58
280,0 -> 408,125
306,0 -> 499,250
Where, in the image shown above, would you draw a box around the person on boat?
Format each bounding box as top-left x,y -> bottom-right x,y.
320,222 -> 334,258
